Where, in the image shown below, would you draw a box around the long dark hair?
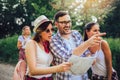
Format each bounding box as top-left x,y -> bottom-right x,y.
83,22 -> 99,41
33,21 -> 52,42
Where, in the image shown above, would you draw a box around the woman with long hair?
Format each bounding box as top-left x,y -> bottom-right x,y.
83,22 -> 118,80
25,15 -> 72,80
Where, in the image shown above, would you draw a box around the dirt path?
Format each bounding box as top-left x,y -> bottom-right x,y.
0,63 -> 15,80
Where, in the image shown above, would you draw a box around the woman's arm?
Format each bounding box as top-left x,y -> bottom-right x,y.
101,40 -> 112,80
25,40 -> 71,76
17,40 -> 22,49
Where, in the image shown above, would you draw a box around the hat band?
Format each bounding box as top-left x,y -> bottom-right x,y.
39,19 -> 49,25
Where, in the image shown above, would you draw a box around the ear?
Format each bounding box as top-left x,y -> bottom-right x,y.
54,21 -> 58,28
86,30 -> 89,35
86,29 -> 89,32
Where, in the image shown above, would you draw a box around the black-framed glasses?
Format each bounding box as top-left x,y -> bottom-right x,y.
45,28 -> 54,33
58,20 -> 71,25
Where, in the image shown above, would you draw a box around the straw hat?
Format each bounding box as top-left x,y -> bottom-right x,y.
33,15 -> 51,33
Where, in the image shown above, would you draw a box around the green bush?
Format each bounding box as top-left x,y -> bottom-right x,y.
0,35 -> 19,64
105,38 -> 120,65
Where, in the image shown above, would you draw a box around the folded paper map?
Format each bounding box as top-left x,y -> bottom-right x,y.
68,55 -> 95,75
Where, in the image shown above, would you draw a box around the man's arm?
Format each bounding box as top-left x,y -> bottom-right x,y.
50,32 -> 106,61
73,33 -> 106,56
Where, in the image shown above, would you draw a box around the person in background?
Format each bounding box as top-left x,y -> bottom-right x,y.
13,26 -> 31,80
25,15 -> 72,80
83,22 -> 118,80
50,11 -> 106,80
17,25 -> 31,60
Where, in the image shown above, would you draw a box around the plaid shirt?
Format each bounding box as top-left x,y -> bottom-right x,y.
50,30 -> 88,80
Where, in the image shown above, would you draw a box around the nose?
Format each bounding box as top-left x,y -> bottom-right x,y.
49,30 -> 53,35
64,23 -> 70,27
97,31 -> 100,34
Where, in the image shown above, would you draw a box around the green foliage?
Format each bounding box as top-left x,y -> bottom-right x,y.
106,38 -> 120,53
102,0 -> 120,38
0,0 -> 32,38
105,38 -> 120,65
0,0 -> 56,38
0,35 -> 19,64
30,0 -> 57,19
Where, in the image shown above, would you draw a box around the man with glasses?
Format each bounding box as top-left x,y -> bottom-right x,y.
50,11 -> 106,80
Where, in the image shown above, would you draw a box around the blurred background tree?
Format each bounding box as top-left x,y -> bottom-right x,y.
50,0 -> 115,33
0,0 -> 57,38
102,0 -> 120,38
1,0 -> 119,38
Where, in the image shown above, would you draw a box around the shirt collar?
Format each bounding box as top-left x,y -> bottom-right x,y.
56,30 -> 75,39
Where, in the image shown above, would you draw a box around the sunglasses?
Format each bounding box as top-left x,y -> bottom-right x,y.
45,28 -> 54,33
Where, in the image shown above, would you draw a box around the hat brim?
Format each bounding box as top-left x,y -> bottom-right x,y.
33,20 -> 52,33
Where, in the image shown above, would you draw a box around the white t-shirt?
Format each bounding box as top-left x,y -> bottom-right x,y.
18,35 -> 31,49
62,36 -> 88,80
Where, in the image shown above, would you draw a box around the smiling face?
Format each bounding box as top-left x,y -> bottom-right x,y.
40,23 -> 53,42
55,14 -> 72,35
86,24 -> 100,38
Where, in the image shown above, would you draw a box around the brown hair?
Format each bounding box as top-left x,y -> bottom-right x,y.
54,11 -> 69,22
83,22 -> 99,41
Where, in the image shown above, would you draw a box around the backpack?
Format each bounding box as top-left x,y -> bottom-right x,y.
13,60 -> 26,80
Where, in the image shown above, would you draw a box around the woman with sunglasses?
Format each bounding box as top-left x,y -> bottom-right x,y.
25,15 -> 72,80
83,22 -> 118,80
